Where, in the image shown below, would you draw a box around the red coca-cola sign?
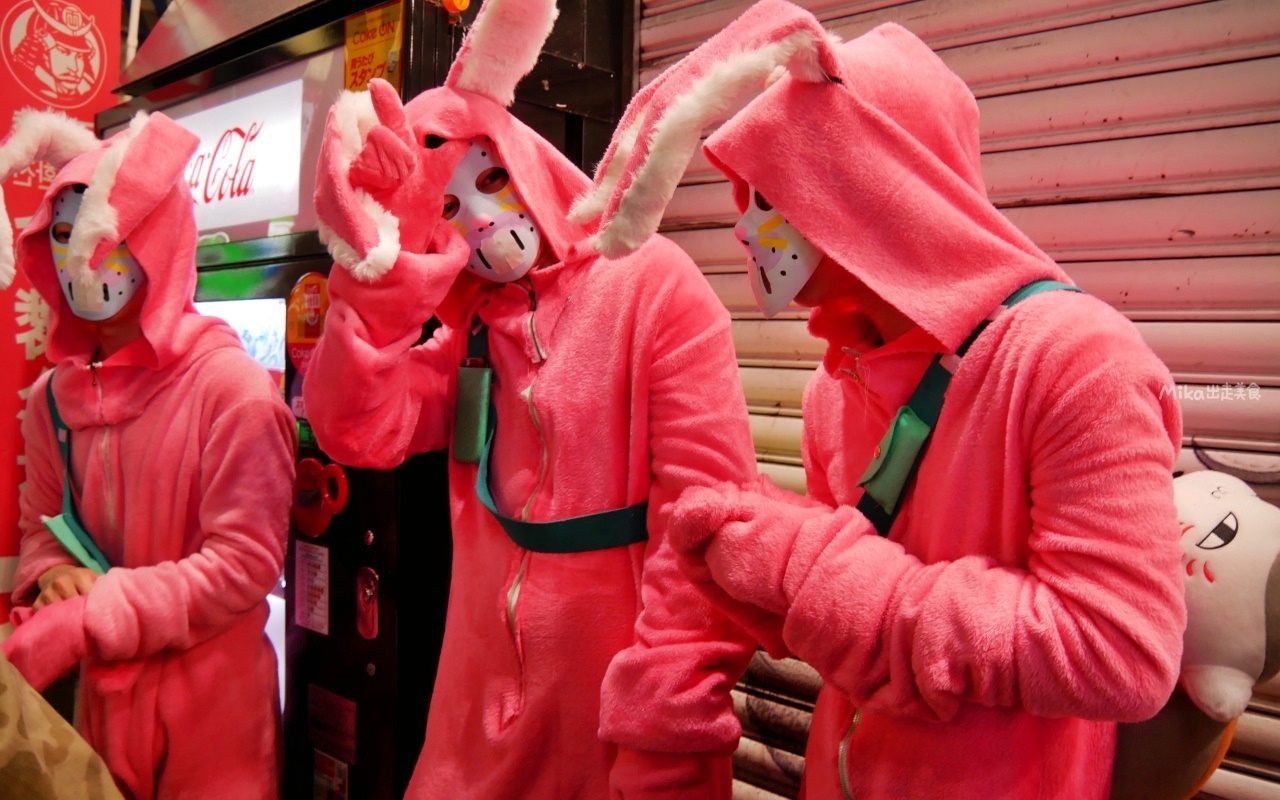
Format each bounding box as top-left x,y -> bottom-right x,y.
186,123 -> 263,205
169,80 -> 303,233
1,0 -> 109,109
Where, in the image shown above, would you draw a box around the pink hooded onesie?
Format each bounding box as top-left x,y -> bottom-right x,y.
576,3 -> 1188,798
0,110 -> 295,799
303,1 -> 757,797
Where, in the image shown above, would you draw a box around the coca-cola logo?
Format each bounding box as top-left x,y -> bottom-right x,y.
186,123 -> 262,205
1,0 -> 108,109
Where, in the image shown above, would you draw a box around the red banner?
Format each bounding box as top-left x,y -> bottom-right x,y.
0,0 -> 121,624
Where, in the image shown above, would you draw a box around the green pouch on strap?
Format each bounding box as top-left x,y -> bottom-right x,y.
453,366 -> 493,464
463,323 -> 649,554
857,406 -> 931,516
44,371 -> 111,575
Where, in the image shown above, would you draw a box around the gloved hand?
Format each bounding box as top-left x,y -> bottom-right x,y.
671,479 -> 833,620
3,595 -> 89,692
315,79 -> 467,279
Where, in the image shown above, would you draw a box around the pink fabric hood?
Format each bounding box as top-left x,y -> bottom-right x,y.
574,0 -> 1070,354
403,87 -> 594,265
704,21 -> 1070,352
321,0 -> 598,328
9,111 -> 243,425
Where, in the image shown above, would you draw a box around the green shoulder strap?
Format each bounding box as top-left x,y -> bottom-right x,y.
466,325 -> 650,554
856,280 -> 1082,537
44,370 -> 112,574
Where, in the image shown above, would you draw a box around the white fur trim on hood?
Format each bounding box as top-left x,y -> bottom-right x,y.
0,110 -> 100,290
63,112 -> 149,294
317,89 -> 402,282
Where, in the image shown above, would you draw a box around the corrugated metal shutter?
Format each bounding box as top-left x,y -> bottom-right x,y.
638,1 -> 1280,797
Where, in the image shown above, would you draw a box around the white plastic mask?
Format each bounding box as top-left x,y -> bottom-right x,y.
443,139 -> 542,283
734,185 -> 822,317
49,185 -> 147,321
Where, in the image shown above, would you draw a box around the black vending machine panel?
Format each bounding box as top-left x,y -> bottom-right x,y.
285,446 -> 452,800
280,268 -> 453,800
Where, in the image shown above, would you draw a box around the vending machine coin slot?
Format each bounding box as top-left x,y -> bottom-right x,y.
356,567 -> 380,640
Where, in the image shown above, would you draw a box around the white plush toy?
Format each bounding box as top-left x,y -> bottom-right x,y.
1111,471 -> 1280,800
1178,470 -> 1280,719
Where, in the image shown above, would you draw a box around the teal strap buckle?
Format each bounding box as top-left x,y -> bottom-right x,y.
44,371 -> 111,574
856,279 -> 1082,538
465,324 -> 649,554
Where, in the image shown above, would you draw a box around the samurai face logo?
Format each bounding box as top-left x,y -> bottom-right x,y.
441,138 -> 542,283
734,185 -> 822,318
2,0 -> 107,109
49,185 -> 147,321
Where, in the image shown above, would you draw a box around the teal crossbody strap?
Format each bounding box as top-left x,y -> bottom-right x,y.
856,280 -> 1082,537
44,370 -> 112,574
467,325 -> 649,554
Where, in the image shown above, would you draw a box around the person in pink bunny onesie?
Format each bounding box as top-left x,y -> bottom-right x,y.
0,109 -> 295,799
302,0 -> 758,797
571,2 -> 1188,797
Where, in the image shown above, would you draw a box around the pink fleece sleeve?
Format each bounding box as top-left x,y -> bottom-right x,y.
304,228 -> 471,469
13,372 -> 78,604
599,271 -> 759,796
777,330 -> 1186,723
81,396 -> 296,660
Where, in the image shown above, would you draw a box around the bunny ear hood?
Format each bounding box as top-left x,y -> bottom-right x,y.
402,86 -> 593,266
570,0 -> 842,258
329,0 -> 591,272
576,0 -> 1070,353
10,111 -> 234,372
704,22 -> 1069,352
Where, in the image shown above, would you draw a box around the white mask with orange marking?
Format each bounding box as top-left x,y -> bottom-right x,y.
49,185 -> 147,321
442,138 -> 542,283
734,185 -> 822,318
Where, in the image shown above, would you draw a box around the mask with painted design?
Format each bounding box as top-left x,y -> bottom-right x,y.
735,185 -> 822,318
48,184 -> 147,321
441,138 -> 543,283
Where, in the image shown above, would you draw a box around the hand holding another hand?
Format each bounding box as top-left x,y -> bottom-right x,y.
670,478 -> 832,650
3,594 -> 90,692
34,563 -> 98,610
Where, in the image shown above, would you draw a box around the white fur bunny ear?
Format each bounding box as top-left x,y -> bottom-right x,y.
572,0 -> 840,259
0,109 -> 100,290
445,0 -> 559,108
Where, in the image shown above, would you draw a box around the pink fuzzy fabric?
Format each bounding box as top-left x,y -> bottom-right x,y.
4,597 -> 89,692
305,78 -> 759,798
666,15 -> 1186,800
444,0 -> 558,108
11,114 -> 295,800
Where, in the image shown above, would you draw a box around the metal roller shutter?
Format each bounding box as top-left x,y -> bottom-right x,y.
639,0 -> 1280,796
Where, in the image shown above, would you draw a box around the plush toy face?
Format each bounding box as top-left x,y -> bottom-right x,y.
734,185 -> 822,318
442,138 -> 542,283
1176,470 -> 1280,722
49,185 -> 147,321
